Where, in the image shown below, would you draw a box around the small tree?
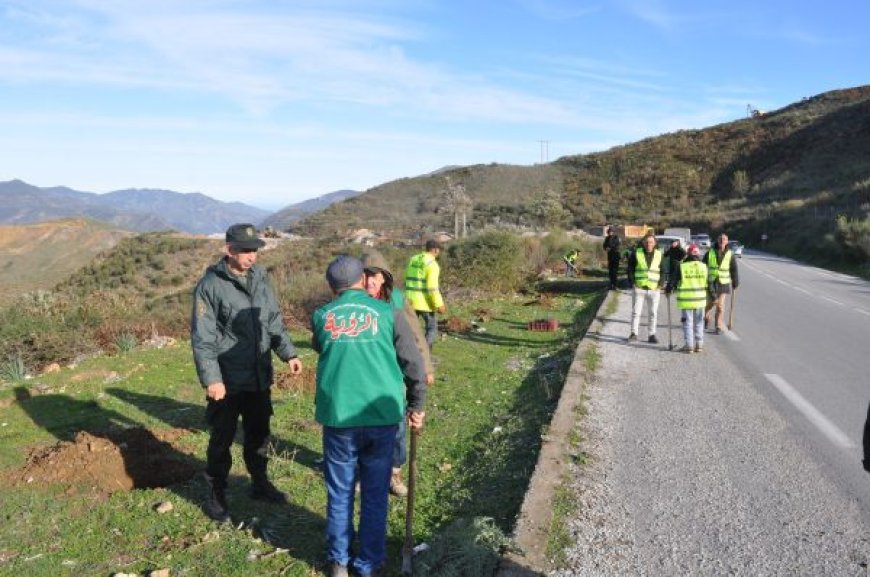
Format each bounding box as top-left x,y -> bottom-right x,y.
731,169 -> 750,196
441,177 -> 473,238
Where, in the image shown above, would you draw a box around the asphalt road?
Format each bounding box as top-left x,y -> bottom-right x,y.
552,253 -> 870,576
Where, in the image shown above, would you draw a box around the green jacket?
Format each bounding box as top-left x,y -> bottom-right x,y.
191,257 -> 297,393
312,288 -> 426,428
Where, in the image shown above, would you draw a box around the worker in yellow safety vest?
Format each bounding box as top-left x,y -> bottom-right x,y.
703,233 -> 740,334
626,233 -> 664,343
404,239 -> 446,350
667,244 -> 708,353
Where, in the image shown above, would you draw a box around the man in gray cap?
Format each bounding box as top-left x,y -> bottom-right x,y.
312,255 -> 427,577
191,223 -> 303,523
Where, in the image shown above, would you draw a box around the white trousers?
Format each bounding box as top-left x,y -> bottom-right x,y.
631,287 -> 661,336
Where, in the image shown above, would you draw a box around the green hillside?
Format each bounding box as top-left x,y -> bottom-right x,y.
292,86 -> 870,274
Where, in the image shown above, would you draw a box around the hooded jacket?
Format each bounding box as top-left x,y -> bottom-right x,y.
191,257 -> 297,393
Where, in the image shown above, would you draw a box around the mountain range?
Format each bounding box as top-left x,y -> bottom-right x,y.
0,179 -> 269,234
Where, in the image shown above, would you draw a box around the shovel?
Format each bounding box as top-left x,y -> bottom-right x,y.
401,427 -> 420,575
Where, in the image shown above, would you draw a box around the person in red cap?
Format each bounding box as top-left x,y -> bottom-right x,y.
666,243 -> 708,352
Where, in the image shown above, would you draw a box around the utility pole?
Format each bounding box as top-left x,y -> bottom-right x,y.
538,140 -> 550,163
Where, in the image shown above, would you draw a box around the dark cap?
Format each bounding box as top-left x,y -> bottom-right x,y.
326,255 -> 364,292
226,223 -> 266,250
425,239 -> 442,251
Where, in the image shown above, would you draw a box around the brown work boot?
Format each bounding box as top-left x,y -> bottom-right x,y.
390,467 -> 408,497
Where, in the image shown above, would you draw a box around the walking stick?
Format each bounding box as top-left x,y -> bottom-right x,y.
667,292 -> 674,350
728,288 -> 736,330
401,427 -> 419,575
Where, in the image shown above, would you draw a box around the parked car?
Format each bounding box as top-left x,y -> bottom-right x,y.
728,240 -> 744,257
691,233 -> 711,248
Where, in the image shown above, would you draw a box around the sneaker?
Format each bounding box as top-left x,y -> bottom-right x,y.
679,345 -> 693,354
627,333 -> 638,342
648,334 -> 659,344
694,344 -> 703,353
250,478 -> 288,504
714,328 -> 721,335
330,563 -> 349,577
390,468 -> 408,498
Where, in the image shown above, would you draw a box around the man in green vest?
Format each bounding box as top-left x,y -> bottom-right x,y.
666,244 -> 708,353
626,233 -> 664,343
313,255 -> 427,577
404,239 -> 446,350
704,233 -> 740,334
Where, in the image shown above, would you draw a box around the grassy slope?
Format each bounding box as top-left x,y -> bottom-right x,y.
0,284 -> 603,577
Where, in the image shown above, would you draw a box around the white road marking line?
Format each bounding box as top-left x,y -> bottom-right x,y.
724,330 -> 740,341
792,287 -> 811,295
820,296 -> 843,306
764,374 -> 855,449
856,309 -> 870,317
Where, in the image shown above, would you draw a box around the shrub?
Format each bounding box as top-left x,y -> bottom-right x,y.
114,332 -> 138,354
835,214 -> 870,262
442,231 -> 526,292
0,355 -> 27,383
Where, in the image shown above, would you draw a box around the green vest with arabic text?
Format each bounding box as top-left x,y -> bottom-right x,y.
312,289 -> 404,428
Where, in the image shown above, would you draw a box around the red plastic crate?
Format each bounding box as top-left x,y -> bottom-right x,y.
527,318 -> 559,331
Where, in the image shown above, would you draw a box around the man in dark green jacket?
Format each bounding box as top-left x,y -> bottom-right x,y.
191,223 -> 303,522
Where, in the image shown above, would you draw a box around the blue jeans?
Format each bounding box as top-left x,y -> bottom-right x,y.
682,308 -> 705,348
416,311 -> 437,350
323,424 -> 397,575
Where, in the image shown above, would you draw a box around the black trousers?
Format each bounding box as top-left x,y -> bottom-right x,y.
205,389 -> 273,485
607,254 -> 620,286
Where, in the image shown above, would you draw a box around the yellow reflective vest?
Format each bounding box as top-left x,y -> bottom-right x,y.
676,260 -> 708,310
404,252 -> 444,312
705,249 -> 733,285
633,248 -> 662,289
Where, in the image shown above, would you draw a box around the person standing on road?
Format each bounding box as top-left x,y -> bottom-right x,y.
405,239 -> 446,350
361,248 -> 434,498
627,233 -> 664,343
312,255 -> 427,577
666,244 -> 708,353
603,227 -> 622,289
191,223 -> 303,523
704,233 -> 740,334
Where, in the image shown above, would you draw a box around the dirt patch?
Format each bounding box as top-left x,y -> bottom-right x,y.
274,365 -> 317,394
8,427 -> 198,495
440,315 -> 471,334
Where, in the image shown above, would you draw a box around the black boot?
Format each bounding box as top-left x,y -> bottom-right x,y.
250,474 -> 288,504
204,474 -> 230,523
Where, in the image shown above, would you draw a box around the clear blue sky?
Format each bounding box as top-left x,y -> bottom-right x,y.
1,0 -> 867,210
